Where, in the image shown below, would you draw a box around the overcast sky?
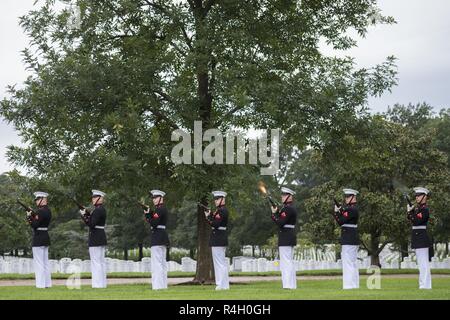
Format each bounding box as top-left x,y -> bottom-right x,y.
1,0 -> 450,174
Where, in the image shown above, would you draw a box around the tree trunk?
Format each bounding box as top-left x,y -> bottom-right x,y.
370,233 -> 381,267
189,248 -> 195,259
194,202 -> 214,283
400,241 -> 409,261
252,245 -> 255,257
446,242 -> 449,256
123,248 -> 128,261
166,246 -> 170,262
335,246 -> 341,262
138,243 -> 143,261
193,9 -> 214,281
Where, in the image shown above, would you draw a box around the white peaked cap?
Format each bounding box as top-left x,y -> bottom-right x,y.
281,187 -> 296,195
33,191 -> 49,198
413,187 -> 429,195
343,188 -> 359,196
212,191 -> 227,198
92,190 -> 106,197
150,190 -> 166,197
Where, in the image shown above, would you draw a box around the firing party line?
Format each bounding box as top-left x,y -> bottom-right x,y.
18,182 -> 434,291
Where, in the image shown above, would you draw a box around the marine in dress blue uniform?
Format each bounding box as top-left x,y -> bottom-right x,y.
205,191 -> 229,290
80,190 -> 107,288
333,188 -> 360,289
271,187 -> 297,289
407,187 -> 432,289
144,190 -> 169,290
29,192 -> 52,289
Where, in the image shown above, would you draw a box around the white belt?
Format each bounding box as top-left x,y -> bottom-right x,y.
36,227 -> 48,231
283,224 -> 295,229
156,225 -> 166,229
412,226 -> 426,230
94,226 -> 105,229
342,224 -> 357,228
213,227 -> 227,231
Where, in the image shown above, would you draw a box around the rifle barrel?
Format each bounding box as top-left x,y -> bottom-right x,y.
17,200 -> 35,214
70,197 -> 91,214
267,196 -> 278,208
404,194 -> 412,207
333,198 -> 340,207
197,202 -> 209,211
138,202 -> 150,210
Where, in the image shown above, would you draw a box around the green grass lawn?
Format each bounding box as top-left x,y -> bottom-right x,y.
1,278 -> 449,300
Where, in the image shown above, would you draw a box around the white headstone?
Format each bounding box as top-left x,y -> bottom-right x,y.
141,257 -> 151,272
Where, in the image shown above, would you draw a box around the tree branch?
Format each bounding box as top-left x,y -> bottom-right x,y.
144,0 -> 168,14
194,0 -> 202,9
360,240 -> 371,254
154,89 -> 174,104
143,0 -> 193,51
146,105 -> 178,130
375,240 -> 393,256
180,25 -> 193,51
204,0 -> 216,14
187,0 -> 196,12
108,33 -> 135,41
214,105 -> 247,127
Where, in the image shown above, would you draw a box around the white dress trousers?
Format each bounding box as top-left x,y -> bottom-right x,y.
341,245 -> 359,289
151,245 -> 168,290
416,248 -> 432,289
212,246 -> 230,290
32,246 -> 52,288
89,246 -> 107,288
279,246 -> 297,289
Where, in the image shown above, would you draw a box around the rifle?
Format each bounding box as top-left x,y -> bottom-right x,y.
138,201 -> 150,211
403,193 -> 415,219
266,196 -> 279,208
333,198 -> 340,207
197,202 -> 210,212
17,200 -> 37,224
17,200 -> 37,215
403,193 -> 413,207
257,181 -> 280,208
333,198 -> 344,211
70,197 -> 91,217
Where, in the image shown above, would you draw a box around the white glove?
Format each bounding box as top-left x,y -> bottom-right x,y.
204,210 -> 211,218
79,209 -> 86,216
144,209 -> 150,214
271,206 -> 278,214
26,211 -> 33,218
407,204 -> 414,212
334,205 -> 341,213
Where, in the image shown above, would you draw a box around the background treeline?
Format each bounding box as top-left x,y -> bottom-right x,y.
1,103 -> 449,265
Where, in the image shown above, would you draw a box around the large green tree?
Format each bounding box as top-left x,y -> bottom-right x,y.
302,113 -> 450,266
386,103 -> 450,256
0,173 -> 31,256
1,0 -> 396,281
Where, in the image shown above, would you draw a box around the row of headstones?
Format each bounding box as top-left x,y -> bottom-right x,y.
0,257 -> 184,274
2,255 -> 450,274
400,256 -> 450,269
233,256 -> 450,271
